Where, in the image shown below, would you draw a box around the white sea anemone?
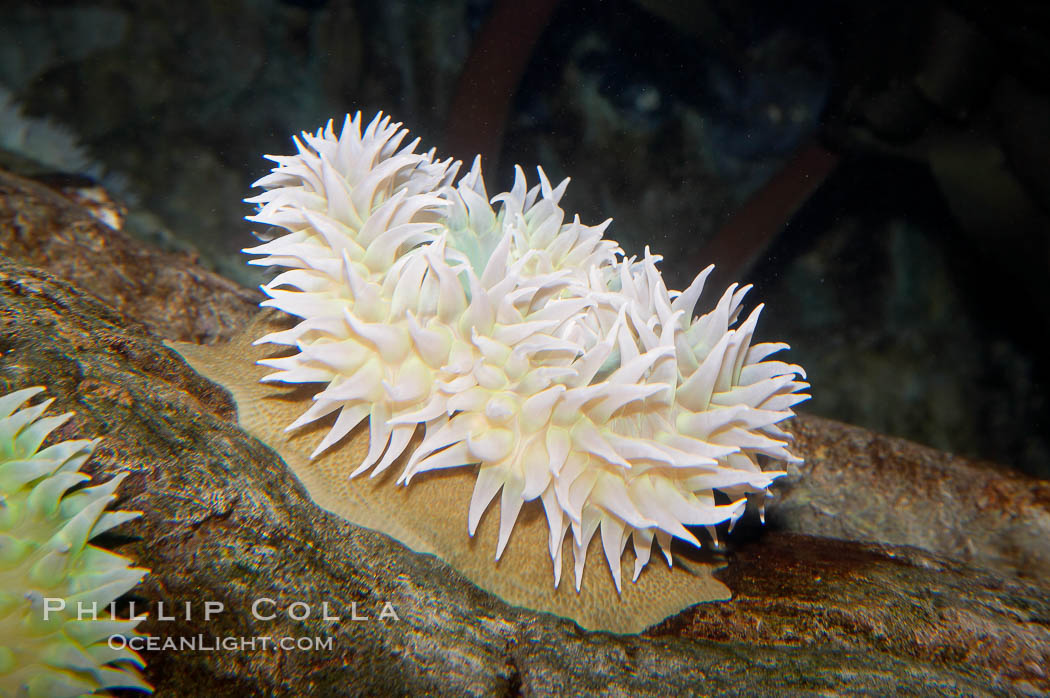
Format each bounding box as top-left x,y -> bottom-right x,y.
0,387 -> 150,697
245,113 -> 809,591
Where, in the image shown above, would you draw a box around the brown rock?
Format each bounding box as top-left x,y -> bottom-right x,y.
1,172 -> 1048,695
4,258 -> 1035,697
775,414 -> 1050,584
0,168 -> 259,344
652,532 -> 1050,694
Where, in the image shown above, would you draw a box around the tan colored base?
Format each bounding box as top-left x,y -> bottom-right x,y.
169,312 -> 730,633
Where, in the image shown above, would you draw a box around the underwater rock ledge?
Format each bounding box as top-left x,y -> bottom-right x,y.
0,168 -> 259,344
0,170 -> 1048,694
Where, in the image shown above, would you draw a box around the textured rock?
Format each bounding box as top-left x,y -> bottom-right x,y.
775,414 -> 1050,584
1,172 -> 1048,695
6,257 -> 1046,696
0,169 -> 259,344
653,532 -> 1050,694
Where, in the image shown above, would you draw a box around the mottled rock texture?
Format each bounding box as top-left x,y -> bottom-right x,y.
0,171 -> 1047,695
0,169 -> 258,344
776,415 -> 1050,584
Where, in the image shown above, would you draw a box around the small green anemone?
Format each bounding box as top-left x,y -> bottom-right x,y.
0,387 -> 150,697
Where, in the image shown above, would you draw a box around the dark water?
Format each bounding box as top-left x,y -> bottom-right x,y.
0,0 -> 1046,477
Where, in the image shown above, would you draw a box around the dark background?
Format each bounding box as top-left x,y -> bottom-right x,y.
1,0 -> 1046,476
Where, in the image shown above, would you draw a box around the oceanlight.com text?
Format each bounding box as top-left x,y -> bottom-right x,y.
108,634 -> 335,652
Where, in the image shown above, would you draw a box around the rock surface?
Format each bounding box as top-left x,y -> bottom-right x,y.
1,171 -> 1048,695
0,169 -> 259,344
776,414 -> 1050,584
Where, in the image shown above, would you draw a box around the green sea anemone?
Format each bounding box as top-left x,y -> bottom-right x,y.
0,387 -> 150,697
